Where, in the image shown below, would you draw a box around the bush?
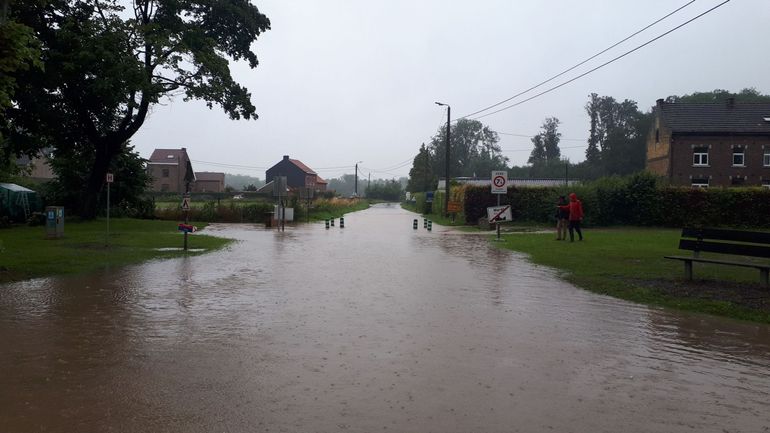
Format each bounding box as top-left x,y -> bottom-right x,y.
459,171 -> 770,228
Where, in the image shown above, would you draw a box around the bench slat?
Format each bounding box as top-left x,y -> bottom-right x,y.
678,239 -> 770,258
682,227 -> 770,245
664,255 -> 770,269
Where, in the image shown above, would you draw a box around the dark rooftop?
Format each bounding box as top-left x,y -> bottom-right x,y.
657,99 -> 770,134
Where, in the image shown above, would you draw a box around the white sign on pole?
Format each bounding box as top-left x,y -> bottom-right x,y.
106,173 -> 114,183
487,205 -> 512,223
491,170 -> 508,194
181,196 -> 191,211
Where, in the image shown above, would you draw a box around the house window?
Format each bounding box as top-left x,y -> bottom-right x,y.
655,129 -> 660,144
731,177 -> 745,186
763,179 -> 770,189
691,178 -> 709,188
732,147 -> 745,166
162,168 -> 170,178
764,151 -> 770,167
692,147 -> 709,166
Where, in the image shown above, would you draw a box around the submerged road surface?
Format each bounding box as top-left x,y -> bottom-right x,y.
1,204 -> 769,432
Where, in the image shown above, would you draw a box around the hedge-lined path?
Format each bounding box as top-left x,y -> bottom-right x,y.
1,204 -> 768,432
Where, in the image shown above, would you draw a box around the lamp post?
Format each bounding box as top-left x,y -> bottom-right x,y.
354,161 -> 363,197
435,102 -> 450,217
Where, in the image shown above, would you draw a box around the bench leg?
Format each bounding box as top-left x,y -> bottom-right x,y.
761,269 -> 769,288
684,260 -> 693,280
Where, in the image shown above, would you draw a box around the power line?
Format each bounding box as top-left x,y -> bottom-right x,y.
458,0 -> 697,120
470,0 -> 730,121
495,131 -> 586,142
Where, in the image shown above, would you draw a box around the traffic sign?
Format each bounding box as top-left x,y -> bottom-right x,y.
491,170 -> 508,194
106,173 -> 114,183
181,196 -> 191,211
487,205 -> 512,223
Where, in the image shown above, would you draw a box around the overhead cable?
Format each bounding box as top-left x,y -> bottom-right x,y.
458,0 -> 697,120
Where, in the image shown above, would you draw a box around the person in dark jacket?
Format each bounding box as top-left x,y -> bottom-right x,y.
555,195 -> 569,240
566,192 -> 584,242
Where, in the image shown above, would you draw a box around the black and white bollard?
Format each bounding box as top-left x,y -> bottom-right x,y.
423,218 -> 427,228
340,217 -> 345,228
325,219 -> 330,229
427,220 -> 432,231
413,219 -> 418,230
330,218 -> 335,227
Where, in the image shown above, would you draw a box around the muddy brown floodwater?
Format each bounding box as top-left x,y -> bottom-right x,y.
1,203 -> 769,433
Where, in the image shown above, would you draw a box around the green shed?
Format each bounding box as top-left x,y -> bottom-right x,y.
0,183 -> 41,222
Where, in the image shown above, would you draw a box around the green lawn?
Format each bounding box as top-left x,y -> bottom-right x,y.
0,218 -> 232,283
497,227 -> 770,323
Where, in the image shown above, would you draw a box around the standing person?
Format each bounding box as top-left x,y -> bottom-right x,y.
567,192 -> 584,242
555,195 -> 569,240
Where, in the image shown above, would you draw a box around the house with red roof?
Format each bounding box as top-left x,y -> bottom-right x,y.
147,148 -> 194,193
265,155 -> 327,192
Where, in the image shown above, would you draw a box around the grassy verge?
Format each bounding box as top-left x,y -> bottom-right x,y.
496,228 -> 770,323
0,218 -> 232,283
309,199 -> 371,221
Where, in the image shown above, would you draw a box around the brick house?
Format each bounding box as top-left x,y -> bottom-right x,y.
265,155 -> 327,192
646,98 -> 770,188
193,172 -> 225,193
147,148 -> 194,193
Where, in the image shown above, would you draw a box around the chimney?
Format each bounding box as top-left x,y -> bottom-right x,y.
283,155 -> 289,161
656,98 -> 665,106
726,97 -> 735,108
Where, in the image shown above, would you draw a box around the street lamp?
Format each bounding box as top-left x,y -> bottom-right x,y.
355,160 -> 363,197
435,102 -> 450,217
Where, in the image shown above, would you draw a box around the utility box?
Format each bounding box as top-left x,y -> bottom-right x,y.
45,206 -> 64,239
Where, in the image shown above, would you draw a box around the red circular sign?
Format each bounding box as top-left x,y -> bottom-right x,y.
493,176 -> 506,187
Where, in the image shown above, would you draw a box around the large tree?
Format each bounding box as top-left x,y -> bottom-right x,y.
584,93 -> 649,176
665,87 -> 770,103
425,118 -> 508,179
4,0 -> 270,218
528,117 -> 561,166
406,143 -> 435,192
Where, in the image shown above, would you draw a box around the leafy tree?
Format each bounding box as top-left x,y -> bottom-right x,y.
365,179 -> 402,201
4,0 -> 270,218
665,88 -> 770,103
583,94 -> 649,176
45,143 -> 151,216
406,143 -> 435,192
426,118 -> 508,179
327,174 -> 357,197
528,117 -> 561,165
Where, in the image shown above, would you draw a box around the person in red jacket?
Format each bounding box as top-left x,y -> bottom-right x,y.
566,192 -> 584,242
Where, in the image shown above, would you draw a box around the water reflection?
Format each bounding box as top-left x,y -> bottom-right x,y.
0,203 -> 768,432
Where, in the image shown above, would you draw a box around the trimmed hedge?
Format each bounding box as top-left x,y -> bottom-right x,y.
460,172 -> 770,228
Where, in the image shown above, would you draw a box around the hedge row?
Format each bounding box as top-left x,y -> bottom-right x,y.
459,173 -> 770,228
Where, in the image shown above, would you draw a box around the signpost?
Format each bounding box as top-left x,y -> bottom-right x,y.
106,173 -> 113,246
490,170 -> 508,240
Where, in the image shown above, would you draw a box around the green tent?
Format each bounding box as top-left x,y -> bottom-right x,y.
0,183 -> 40,222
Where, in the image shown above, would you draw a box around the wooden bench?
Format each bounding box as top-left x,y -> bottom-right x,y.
664,228 -> 770,287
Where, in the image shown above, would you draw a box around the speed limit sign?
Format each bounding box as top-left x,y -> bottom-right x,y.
491,170 -> 507,194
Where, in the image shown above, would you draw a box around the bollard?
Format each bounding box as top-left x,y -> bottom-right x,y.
423,218 -> 427,228
427,220 -> 432,231
325,219 -> 330,229
413,219 -> 418,230
340,217 -> 345,228
330,218 -> 335,227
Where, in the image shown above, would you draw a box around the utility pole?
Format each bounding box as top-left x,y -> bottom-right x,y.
435,102 -> 451,217
368,172 -> 371,196
355,162 -> 358,196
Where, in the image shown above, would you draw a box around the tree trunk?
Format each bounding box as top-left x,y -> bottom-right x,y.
79,139 -> 116,219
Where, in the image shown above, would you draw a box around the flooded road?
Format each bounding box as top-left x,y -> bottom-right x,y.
1,203 -> 769,432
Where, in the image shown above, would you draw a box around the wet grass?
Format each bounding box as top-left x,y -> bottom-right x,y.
0,219 -> 232,283
309,199 -> 371,221
496,227 -> 770,323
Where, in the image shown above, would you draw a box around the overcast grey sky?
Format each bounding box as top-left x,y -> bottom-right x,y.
132,0 -> 770,180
